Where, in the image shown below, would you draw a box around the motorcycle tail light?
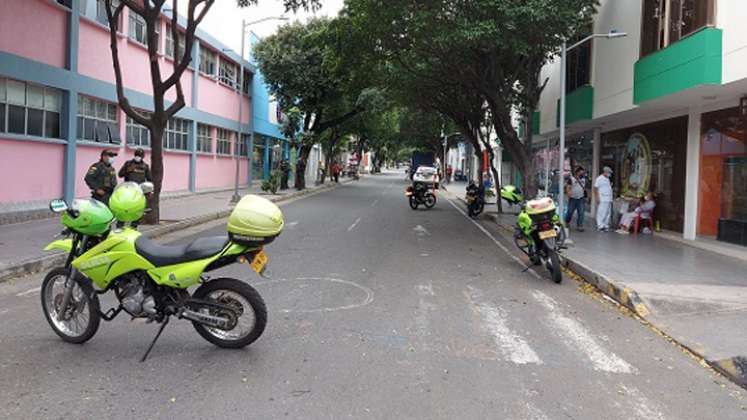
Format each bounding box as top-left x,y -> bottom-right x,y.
541,223 -> 552,230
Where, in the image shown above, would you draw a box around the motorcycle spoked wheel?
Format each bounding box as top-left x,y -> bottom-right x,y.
424,193 -> 436,209
409,196 -> 419,210
191,278 -> 267,349
41,267 -> 101,344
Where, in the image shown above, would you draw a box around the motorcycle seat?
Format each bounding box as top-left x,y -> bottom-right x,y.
135,235 -> 229,267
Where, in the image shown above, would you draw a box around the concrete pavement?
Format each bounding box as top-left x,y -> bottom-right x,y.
0,172 -> 744,419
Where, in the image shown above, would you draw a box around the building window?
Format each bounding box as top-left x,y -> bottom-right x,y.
77,95 -> 118,143
165,23 -> 186,59
128,11 -> 158,48
217,128 -> 232,155
56,0 -> 72,8
81,0 -> 121,27
199,48 -> 217,76
242,70 -> 251,95
164,117 -> 189,150
219,59 -> 238,89
253,136 -> 265,180
565,30 -> 592,93
197,123 -> 213,153
640,0 -> 715,58
236,133 -> 249,156
126,113 -> 150,147
0,77 -> 62,139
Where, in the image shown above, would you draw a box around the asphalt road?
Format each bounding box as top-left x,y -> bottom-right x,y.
0,172 -> 744,419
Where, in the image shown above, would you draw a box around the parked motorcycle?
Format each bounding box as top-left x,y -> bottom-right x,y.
406,182 -> 436,210
500,185 -> 565,284
466,181 -> 485,218
42,182 -> 283,361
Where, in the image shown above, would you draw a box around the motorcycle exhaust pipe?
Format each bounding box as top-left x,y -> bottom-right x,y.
179,308 -> 230,329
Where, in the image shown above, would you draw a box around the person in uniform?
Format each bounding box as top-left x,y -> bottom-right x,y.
85,149 -> 118,205
279,159 -> 290,190
118,148 -> 152,184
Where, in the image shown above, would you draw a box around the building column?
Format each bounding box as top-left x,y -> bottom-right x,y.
683,106 -> 702,240
191,41 -> 200,108
63,0 -> 81,203
591,127 -> 601,217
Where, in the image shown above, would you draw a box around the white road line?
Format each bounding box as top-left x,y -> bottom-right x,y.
347,217 -> 362,232
370,199 -> 379,207
0,309 -> 9,315
287,221 -> 299,227
16,287 -> 41,297
446,198 -> 541,280
619,384 -> 668,420
414,282 -> 436,350
466,286 -> 543,365
532,290 -> 636,374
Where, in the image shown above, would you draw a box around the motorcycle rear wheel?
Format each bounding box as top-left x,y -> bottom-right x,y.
41,267 -> 101,344
546,249 -> 562,284
191,278 -> 267,349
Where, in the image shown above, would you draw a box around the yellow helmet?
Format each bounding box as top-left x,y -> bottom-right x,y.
108,182 -> 146,222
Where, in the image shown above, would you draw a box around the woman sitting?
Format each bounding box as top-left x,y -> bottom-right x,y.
616,192 -> 656,234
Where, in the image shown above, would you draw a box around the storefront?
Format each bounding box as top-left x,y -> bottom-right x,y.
600,116 -> 688,232
531,131 -> 593,201
699,107 -> 747,246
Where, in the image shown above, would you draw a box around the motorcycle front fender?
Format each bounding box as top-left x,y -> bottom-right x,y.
44,239 -> 73,253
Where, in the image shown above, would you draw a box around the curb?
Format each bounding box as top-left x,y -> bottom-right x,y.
0,182 -> 344,284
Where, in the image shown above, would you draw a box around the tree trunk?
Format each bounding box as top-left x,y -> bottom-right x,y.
295,143 -> 313,190
143,126 -> 164,224
486,146 -> 503,214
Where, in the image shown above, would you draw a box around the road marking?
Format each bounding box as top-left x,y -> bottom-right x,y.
532,290 -> 636,374
370,199 -> 379,207
413,225 -> 431,236
287,221 -> 299,227
446,198 -> 541,280
16,287 -> 41,297
619,384 -> 668,420
0,309 -> 9,315
254,277 -> 374,313
414,282 -> 436,350
347,217 -> 362,232
466,286 -> 543,365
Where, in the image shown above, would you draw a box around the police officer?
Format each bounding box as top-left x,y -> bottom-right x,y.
85,149 -> 118,204
118,148 -> 152,184
279,159 -> 290,190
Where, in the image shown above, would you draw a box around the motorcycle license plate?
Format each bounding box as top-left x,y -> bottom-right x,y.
250,250 -> 269,273
539,229 -> 557,240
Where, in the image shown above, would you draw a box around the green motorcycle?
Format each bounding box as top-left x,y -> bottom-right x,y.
501,186 -> 565,284
42,182 -> 283,360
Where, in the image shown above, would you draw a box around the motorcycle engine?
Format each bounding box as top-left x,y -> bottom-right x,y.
118,275 -> 156,317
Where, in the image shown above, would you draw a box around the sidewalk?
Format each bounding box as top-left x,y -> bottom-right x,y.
446,187 -> 747,388
0,180 -> 347,282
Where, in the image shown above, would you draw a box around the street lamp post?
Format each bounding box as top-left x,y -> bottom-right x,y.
231,16 -> 288,203
558,30 -> 626,231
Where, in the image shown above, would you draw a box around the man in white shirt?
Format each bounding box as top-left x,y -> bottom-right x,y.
594,166 -> 614,231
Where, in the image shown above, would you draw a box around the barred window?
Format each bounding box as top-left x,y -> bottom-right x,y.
81,0 -> 121,27
236,133 -> 250,156
216,128 -> 232,155
199,48 -> 217,76
128,11 -> 158,48
77,95 -> 118,143
219,59 -> 238,89
126,113 -> 151,147
197,123 -> 213,153
0,77 -> 62,139
164,117 -> 190,150
165,23 -> 186,59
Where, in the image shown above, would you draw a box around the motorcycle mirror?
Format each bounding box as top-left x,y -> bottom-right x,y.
49,199 -> 68,213
140,182 -> 154,194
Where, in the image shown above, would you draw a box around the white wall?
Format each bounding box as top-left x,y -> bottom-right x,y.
718,0 -> 747,84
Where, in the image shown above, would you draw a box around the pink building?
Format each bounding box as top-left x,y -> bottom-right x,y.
0,0 -> 254,218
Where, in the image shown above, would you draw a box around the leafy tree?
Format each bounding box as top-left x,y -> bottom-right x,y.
101,0 -> 320,222
343,0 -> 597,197
253,18 -> 380,189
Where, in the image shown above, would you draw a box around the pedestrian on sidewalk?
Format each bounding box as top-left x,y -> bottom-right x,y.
594,166 -> 614,231
279,159 -> 290,190
565,166 -> 588,232
85,149 -> 118,205
118,148 -> 152,184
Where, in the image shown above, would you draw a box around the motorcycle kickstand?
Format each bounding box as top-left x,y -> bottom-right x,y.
140,316 -> 170,363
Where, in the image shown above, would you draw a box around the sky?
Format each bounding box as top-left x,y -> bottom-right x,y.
175,0 -> 345,58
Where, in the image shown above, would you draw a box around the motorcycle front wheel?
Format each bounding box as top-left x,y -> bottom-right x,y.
41,267 -> 101,344
191,278 -> 267,348
409,196 -> 419,210
424,193 -> 436,209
